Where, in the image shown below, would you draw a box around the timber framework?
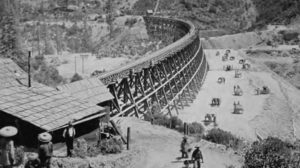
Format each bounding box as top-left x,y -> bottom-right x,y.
97,16 -> 209,118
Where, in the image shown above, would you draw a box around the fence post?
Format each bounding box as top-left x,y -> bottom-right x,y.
184,122 -> 187,135
186,124 -> 189,135
127,127 -> 130,150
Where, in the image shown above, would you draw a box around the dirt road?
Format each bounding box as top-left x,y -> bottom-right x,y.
118,117 -> 243,168
177,49 -> 300,141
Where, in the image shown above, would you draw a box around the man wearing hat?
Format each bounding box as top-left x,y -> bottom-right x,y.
38,132 -> 53,168
191,145 -> 203,168
180,136 -> 190,158
0,126 -> 17,168
62,121 -> 76,157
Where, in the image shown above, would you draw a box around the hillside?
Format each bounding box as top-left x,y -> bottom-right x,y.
51,117 -> 243,168
133,0 -> 257,34
251,0 -> 300,28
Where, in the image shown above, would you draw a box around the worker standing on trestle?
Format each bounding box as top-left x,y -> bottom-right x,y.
38,132 -> 53,168
0,126 -> 17,168
63,121 -> 76,157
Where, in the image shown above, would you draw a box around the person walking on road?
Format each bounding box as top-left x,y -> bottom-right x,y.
180,137 -> 190,158
192,146 -> 204,168
63,121 -> 76,157
38,132 -> 53,168
0,126 -> 17,168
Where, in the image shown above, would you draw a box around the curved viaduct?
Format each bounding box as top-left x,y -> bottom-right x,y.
98,16 -> 208,118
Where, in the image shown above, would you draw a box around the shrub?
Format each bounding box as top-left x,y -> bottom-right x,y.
33,65 -> 65,87
188,122 -> 205,136
73,137 -> 123,158
124,18 -> 137,28
244,137 -> 295,168
169,116 -> 183,129
97,137 -> 123,155
73,138 -> 88,158
153,113 -> 170,127
70,73 -> 83,83
15,146 -> 25,166
204,128 -> 242,150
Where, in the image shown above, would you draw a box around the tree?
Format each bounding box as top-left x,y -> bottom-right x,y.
0,0 -> 26,70
104,0 -> 115,38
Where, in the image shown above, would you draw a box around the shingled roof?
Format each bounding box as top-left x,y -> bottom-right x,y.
0,58 -> 105,131
57,78 -> 113,104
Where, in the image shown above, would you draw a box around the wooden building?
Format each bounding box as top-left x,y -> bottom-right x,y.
0,58 -> 111,147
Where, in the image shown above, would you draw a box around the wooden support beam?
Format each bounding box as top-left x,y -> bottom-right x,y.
146,68 -> 162,111
109,83 -> 122,114
154,65 -> 172,117
136,72 -> 149,112
161,62 -> 179,115
110,120 -> 127,144
123,78 -> 139,118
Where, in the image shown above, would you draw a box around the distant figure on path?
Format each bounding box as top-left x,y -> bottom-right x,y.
192,146 -> 203,168
0,126 -> 18,168
38,132 -> 53,168
63,121 -> 76,157
180,137 -> 190,158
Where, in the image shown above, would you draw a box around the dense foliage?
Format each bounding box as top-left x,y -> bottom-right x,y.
244,137 -> 300,168
204,128 -> 243,150
73,137 -> 123,158
252,0 -> 300,27
32,56 -> 65,87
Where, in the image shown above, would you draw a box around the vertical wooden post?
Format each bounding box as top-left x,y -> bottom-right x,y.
127,127 -> 130,150
162,63 -> 179,115
28,51 -> 31,87
186,124 -> 189,135
184,122 -> 187,135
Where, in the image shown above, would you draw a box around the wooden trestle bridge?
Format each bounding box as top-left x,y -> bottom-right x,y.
98,16 -> 208,118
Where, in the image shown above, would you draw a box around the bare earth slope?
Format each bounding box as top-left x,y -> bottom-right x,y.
117,117 -> 243,168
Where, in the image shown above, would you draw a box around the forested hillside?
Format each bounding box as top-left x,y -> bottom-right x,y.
252,0 -> 300,28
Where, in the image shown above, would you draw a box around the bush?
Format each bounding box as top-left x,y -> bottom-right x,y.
33,64 -> 65,87
124,18 -> 137,28
244,137 -> 296,168
73,137 -> 123,158
15,146 -> 25,166
70,73 -> 83,83
97,137 -> 123,155
73,138 -> 88,158
169,116 -> 183,129
204,128 -> 242,150
188,122 -> 205,135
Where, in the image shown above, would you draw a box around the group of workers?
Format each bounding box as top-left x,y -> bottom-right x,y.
180,137 -> 204,168
0,121 -> 76,168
